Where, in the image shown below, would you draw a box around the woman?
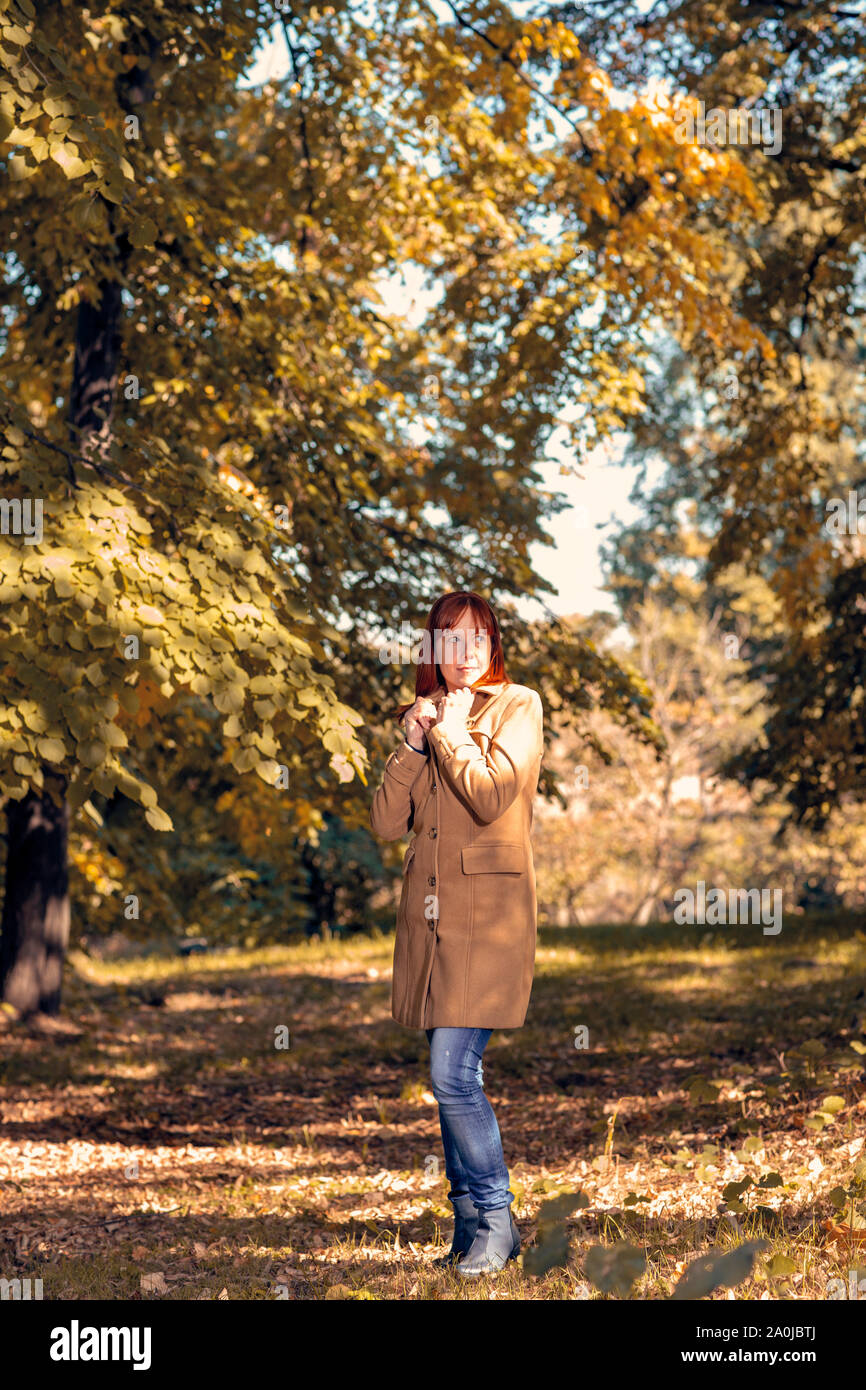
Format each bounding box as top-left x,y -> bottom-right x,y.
369,591 -> 544,1277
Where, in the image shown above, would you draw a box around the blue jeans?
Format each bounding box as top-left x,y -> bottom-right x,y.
425,1026 -> 514,1212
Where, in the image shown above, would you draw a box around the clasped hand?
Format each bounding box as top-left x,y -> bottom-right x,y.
434,685 -> 474,736
403,686 -> 473,749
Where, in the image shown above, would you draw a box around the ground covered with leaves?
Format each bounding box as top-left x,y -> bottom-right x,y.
1,915 -> 864,1300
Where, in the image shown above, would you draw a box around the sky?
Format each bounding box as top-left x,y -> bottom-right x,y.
242,9 -> 663,623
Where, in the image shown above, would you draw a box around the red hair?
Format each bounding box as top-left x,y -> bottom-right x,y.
393,591 -> 511,721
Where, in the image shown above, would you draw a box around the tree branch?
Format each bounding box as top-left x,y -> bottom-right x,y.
279,10 -> 317,253
431,0 -> 592,156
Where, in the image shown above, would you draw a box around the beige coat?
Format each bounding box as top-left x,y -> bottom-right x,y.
369,681 -> 544,1029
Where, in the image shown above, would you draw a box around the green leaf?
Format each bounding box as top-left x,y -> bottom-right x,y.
523,1224 -> 570,1278
214,684 -> 245,714
129,217 -> 158,247
583,1242 -> 646,1297
672,1241 -> 768,1300
819,1095 -> 846,1114
3,24 -> 32,47
37,737 -> 66,762
51,146 -> 90,179
78,740 -> 107,768
230,746 -> 259,773
255,759 -> 283,784
9,153 -> 35,180
756,1171 -> 783,1189
722,1178 -> 752,1202
686,1076 -> 720,1104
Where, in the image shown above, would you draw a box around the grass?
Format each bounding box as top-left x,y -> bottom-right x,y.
0,912 -> 864,1300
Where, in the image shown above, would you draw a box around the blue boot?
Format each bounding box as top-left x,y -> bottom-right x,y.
456,1204 -> 520,1277
434,1193 -> 479,1267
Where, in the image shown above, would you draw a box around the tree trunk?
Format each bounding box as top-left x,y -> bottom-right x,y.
0,263 -> 128,1016
0,46 -> 153,1013
0,774 -> 70,1016
631,871 -> 664,925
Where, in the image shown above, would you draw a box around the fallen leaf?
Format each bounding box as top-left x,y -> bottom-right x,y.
140,1272 -> 167,1295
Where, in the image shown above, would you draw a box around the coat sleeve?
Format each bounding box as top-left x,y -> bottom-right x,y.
427,688 -> 543,824
369,740 -> 429,841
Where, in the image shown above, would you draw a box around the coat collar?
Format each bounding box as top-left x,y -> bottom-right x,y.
428,681 -> 509,716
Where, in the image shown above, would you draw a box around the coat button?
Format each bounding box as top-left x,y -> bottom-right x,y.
428,875 -> 436,886
431,783 -> 437,792
429,828 -> 437,839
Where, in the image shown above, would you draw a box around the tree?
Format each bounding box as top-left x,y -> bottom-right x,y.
534,571 -> 866,925
1,0 -> 770,1014
534,588 -> 767,924
581,0 -> 866,826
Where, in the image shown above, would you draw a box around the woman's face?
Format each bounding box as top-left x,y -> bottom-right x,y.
436,608 -> 493,692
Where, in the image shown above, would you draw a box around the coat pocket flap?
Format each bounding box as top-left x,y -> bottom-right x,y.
461,843 -> 525,875
402,841 -> 417,872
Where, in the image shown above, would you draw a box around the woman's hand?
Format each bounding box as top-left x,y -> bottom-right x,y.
402,696 -> 438,752
434,686 -> 474,737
